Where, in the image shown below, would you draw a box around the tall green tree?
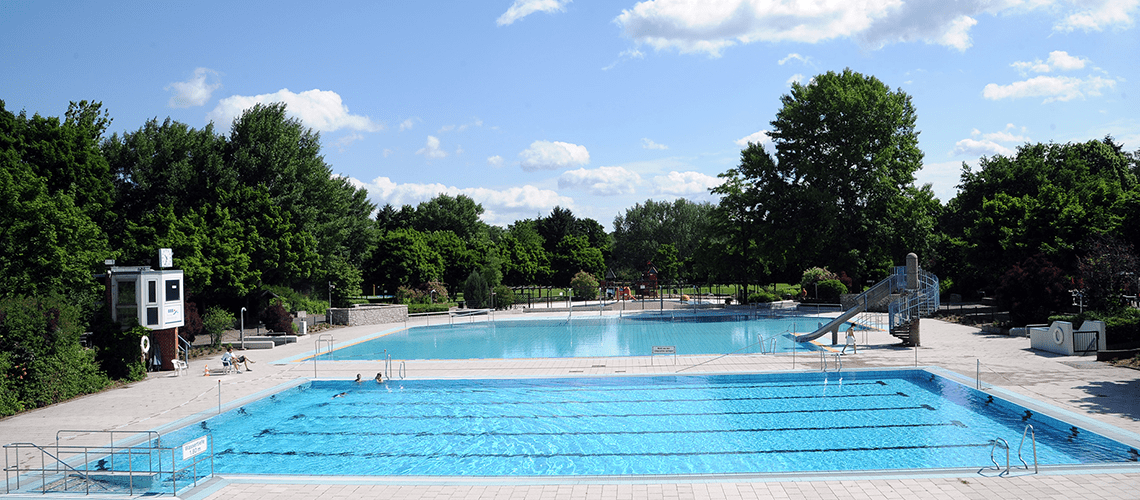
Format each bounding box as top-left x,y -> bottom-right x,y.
611,198 -> 714,281
717,70 -> 930,285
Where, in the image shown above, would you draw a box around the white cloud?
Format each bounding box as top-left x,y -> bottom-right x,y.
602,48 -> 646,71
438,124 -> 456,133
614,0 -> 991,57
778,53 -> 809,65
399,118 -> 417,131
916,159 -> 972,202
559,166 -> 642,196
165,67 -> 221,108
352,176 -> 574,226
1011,50 -> 1089,75
333,133 -> 364,153
497,0 -> 571,26
983,75 -> 1117,102
642,138 -> 668,150
518,140 -> 590,171
207,88 -> 383,133
1054,0 -> 1139,32
487,155 -> 504,167
735,129 -> 771,147
416,136 -> 447,159
786,73 -> 806,86
652,171 -> 724,197
951,124 -> 1028,157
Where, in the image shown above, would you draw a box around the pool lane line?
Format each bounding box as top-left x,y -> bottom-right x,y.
299,403 -> 938,420
254,420 -> 968,438
309,390 -> 915,407
214,441 -> 997,460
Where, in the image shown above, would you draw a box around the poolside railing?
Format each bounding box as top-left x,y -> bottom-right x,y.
4,430 -> 213,496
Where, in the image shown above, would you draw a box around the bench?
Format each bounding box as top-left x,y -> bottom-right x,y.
244,335 -> 295,346
237,340 -> 276,350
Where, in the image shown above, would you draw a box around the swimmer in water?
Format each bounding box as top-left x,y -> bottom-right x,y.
332,392 -> 348,398
354,374 -> 362,383
375,372 -> 384,383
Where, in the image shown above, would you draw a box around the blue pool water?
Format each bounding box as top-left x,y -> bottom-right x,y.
162,370 -> 1138,476
322,315 -> 828,360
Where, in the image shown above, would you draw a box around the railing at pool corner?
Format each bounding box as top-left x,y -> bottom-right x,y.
313,334 -> 335,378
4,430 -> 213,496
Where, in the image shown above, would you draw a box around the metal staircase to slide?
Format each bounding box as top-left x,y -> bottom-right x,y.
795,266 -> 939,346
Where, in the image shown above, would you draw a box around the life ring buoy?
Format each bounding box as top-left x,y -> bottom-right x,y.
1050,325 -> 1064,345
140,336 -> 151,353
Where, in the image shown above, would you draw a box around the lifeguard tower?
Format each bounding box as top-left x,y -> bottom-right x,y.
107,248 -> 185,370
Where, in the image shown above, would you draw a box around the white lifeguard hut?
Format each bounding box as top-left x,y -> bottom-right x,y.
107,248 -> 185,370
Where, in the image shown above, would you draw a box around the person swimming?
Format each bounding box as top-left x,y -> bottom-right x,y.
375,372 -> 383,383
332,392 -> 348,398
354,374 -> 362,383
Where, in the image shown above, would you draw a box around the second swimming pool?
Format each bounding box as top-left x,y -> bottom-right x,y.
320,315 -> 829,360
163,369 -> 1139,477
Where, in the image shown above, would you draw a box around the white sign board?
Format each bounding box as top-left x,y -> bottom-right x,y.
652,345 -> 676,354
182,435 -> 208,460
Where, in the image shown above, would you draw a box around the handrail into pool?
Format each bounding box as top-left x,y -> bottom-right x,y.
1019,424 -> 1038,473
314,334 -> 335,378
990,437 -> 1011,475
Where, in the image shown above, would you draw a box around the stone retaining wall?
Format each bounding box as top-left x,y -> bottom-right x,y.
328,304 -> 408,326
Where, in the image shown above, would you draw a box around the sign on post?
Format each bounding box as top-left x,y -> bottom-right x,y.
182,435 -> 208,460
652,346 -> 675,354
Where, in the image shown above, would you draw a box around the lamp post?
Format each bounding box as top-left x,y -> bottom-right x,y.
240,307 -> 247,350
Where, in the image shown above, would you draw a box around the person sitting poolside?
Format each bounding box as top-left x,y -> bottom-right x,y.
841,325 -> 857,354
224,346 -> 254,371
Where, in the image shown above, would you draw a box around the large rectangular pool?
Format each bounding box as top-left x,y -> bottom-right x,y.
318,315 -> 828,360
161,369 -> 1140,477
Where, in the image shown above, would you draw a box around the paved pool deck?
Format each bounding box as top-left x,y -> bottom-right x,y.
2,310 -> 1139,499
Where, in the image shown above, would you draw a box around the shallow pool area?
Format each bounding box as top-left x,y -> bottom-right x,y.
318,315 -> 831,361
160,369 -> 1140,477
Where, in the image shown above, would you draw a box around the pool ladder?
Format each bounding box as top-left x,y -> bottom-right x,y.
989,425 -> 1038,475
384,353 -> 406,380
820,350 -> 842,372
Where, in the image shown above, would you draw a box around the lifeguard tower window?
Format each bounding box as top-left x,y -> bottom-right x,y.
165,279 -> 180,302
148,281 -> 157,303
116,279 -> 137,322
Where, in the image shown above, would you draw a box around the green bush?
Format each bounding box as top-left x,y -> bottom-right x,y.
815,279 -> 848,303
1055,309 -> 1140,349
0,295 -> 115,417
264,285 -> 327,315
202,306 -> 235,347
493,284 -> 515,310
570,271 -> 599,300
800,267 -> 839,289
747,290 -> 780,303
407,303 -> 452,314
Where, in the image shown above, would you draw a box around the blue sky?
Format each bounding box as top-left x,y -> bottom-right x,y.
4,0 -> 1137,226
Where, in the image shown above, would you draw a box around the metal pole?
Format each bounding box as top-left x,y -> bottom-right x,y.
240,307 -> 247,350
217,380 -> 221,414
977,359 -> 980,389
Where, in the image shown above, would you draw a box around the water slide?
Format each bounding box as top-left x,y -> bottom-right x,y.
793,301 -> 867,343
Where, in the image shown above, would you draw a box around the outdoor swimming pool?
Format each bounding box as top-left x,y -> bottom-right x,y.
162,369 -> 1139,477
318,315 -> 829,361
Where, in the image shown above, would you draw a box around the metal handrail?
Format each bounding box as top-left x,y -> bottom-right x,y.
314,334 -> 335,378
990,437 -> 1011,475
1018,425 -> 1038,473
5,442 -> 108,494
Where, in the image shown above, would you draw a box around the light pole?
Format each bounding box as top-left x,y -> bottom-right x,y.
240,307 -> 247,350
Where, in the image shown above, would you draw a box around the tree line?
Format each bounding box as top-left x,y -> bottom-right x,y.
2,68 -> 1138,415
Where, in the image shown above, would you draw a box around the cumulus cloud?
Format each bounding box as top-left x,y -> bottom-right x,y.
642,138 -> 668,150
778,53 -> 809,65
1010,50 -> 1089,75
399,118 -> 417,131
558,166 -> 642,196
735,129 -> 771,147
487,155 -> 504,167
207,88 -> 383,133
518,140 -> 590,171
982,75 -> 1116,103
350,176 -> 574,226
614,0 -> 991,56
1054,0 -> 1139,32
652,171 -> 724,196
951,124 -> 1028,157
416,136 -> 447,159
165,68 -> 221,108
497,0 -> 571,26
786,73 -> 806,86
